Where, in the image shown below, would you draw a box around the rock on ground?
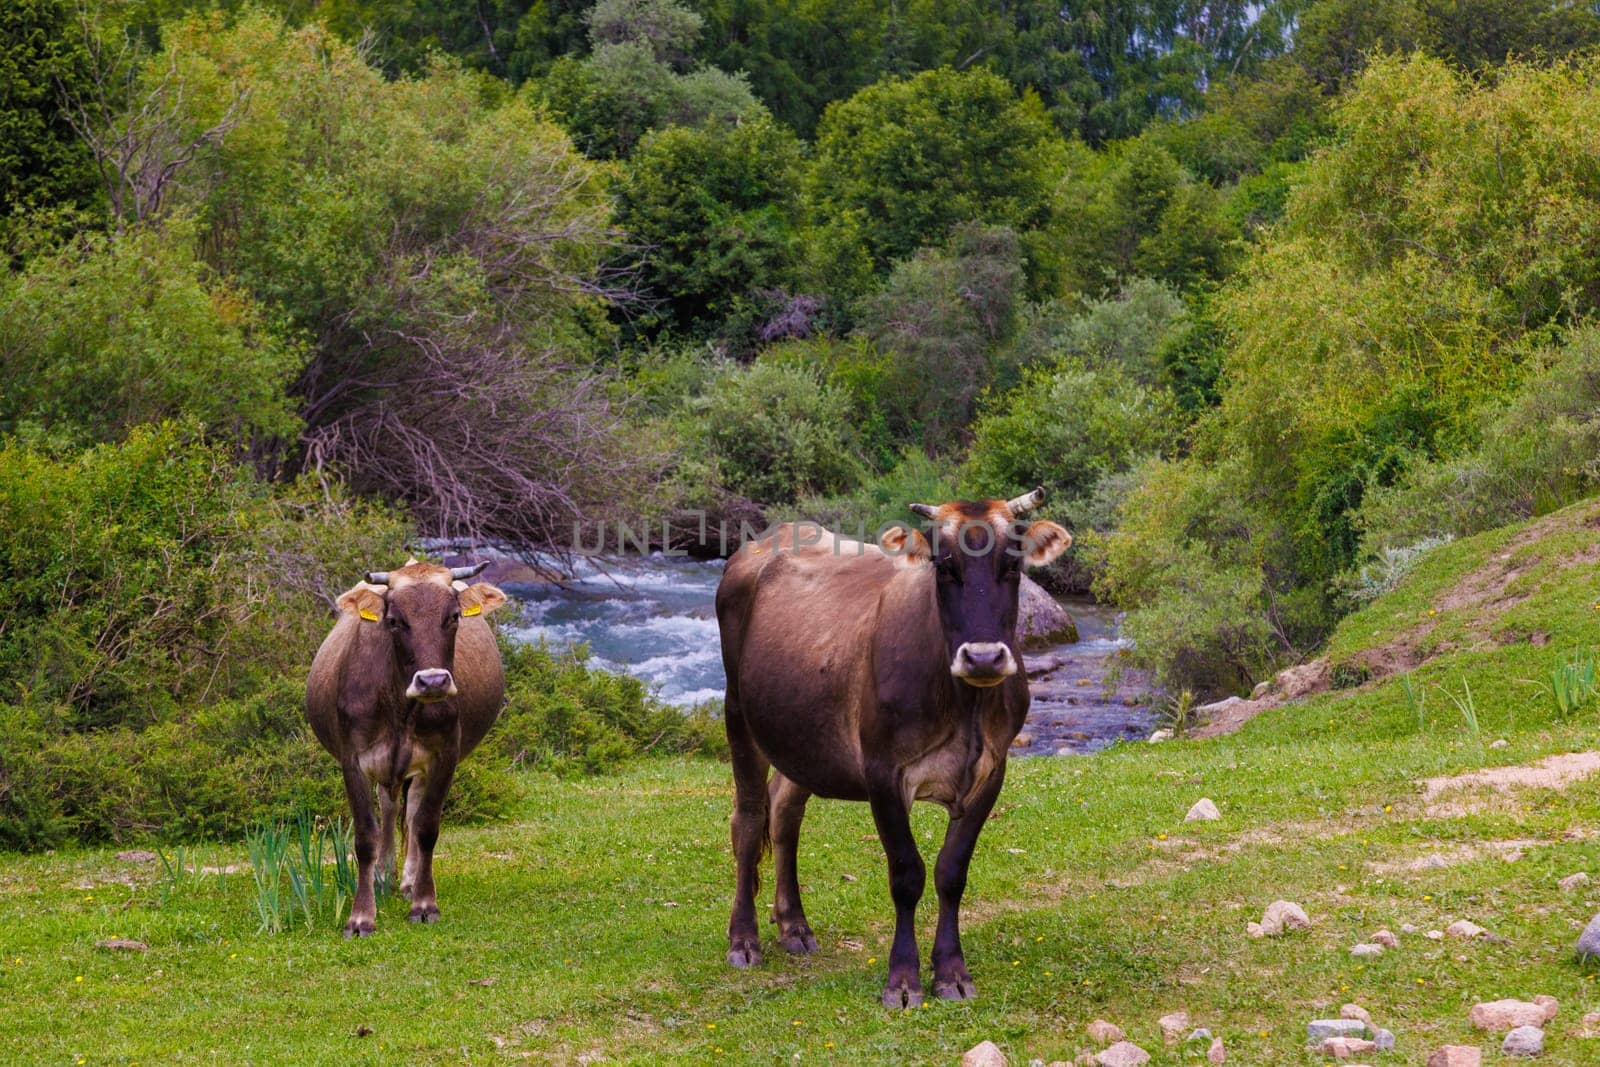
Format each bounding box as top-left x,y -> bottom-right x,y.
1185,798 -> 1220,822
1370,929 -> 1400,948
1502,1025 -> 1545,1057
1560,872 -> 1590,891
1094,1043 -> 1150,1067
1373,1028 -> 1396,1051
1308,1019 -> 1369,1042
1319,1036 -> 1377,1058
1018,576 -> 1079,647
1534,995 -> 1559,1021
1245,921 -> 1265,939
1260,900 -> 1311,935
1426,1048 -> 1481,1067
1447,919 -> 1487,940
1086,1020 -> 1124,1046
95,939 -> 148,952
1157,1012 -> 1190,1045
1578,910 -> 1600,958
1349,942 -> 1384,959
1340,1004 -> 1373,1025
116,849 -> 158,863
1470,999 -> 1548,1032
962,1040 -> 1008,1067
1207,1037 -> 1226,1064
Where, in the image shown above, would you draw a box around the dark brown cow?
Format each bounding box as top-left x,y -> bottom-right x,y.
715,488 -> 1071,1006
306,559 -> 508,937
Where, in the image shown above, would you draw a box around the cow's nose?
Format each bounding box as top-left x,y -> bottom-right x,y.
406,669 -> 458,701
951,642 -> 1016,685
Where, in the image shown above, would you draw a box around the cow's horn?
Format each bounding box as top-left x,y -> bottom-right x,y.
909,503 -> 938,519
1006,486 -> 1046,515
450,561 -> 490,581
364,571 -> 390,586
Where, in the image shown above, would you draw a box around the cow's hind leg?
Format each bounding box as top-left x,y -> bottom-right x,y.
769,773 -> 817,954
404,755 -> 457,924
867,776 -> 925,1008
930,764 -> 1006,1001
725,697 -> 770,968
340,761 -> 381,938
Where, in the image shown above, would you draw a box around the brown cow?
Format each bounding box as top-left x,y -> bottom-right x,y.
306,559 -> 508,937
715,488 -> 1071,1006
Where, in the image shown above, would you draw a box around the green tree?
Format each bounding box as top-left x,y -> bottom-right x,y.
616,116 -> 805,343
807,66 -> 1066,295
0,0 -> 99,230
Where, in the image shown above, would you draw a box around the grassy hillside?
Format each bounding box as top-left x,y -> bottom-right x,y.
3,501 -> 1600,1064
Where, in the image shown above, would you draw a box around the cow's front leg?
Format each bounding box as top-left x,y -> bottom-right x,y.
340,760 -> 381,938
931,764 -> 1006,1000
404,754 -> 457,924
867,773 -> 925,1008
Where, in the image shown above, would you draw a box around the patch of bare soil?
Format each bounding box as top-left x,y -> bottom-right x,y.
1419,751 -> 1600,816
1364,837 -> 1553,875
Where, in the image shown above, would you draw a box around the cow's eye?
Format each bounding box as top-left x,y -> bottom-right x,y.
935,556 -> 960,581
444,612 -> 460,629
386,615 -> 406,631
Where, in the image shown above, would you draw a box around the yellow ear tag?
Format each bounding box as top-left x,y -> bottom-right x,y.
359,608 -> 381,622
461,603 -> 482,617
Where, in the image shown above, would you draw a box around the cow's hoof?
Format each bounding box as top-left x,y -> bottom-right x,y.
408,903 -> 440,924
779,926 -> 819,954
726,938 -> 762,969
933,974 -> 977,1001
882,978 -> 924,1009
343,918 -> 376,938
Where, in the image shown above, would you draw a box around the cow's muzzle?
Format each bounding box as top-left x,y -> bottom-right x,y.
406,668 -> 459,701
950,642 -> 1017,687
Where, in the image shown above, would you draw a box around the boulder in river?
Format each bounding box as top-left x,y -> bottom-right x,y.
1018,576 -> 1079,648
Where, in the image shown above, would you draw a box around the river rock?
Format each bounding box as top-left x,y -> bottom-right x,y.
1308,1019 -> 1369,1042
1207,1037 -> 1226,1064
1577,910 -> 1600,958
1502,1026 -> 1544,1057
1094,1043 -> 1149,1067
1470,999 -> 1547,1031
962,1040 -> 1008,1067
1018,576 -> 1079,648
1340,1004 -> 1373,1026
1560,872 -> 1590,891
1426,1049 -> 1481,1067
1185,798 -> 1220,822
1157,1012 -> 1190,1045
1086,1021 -> 1124,1046
1261,900 -> 1310,935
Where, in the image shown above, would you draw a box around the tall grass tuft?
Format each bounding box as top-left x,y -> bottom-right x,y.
246,803 -> 356,933
1545,648 -> 1598,719
1436,678 -> 1480,744
1400,673 -> 1427,733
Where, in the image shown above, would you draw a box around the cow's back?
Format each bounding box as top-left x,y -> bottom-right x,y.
451,615 -> 505,756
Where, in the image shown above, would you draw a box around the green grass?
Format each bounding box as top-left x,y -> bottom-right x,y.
4,500 -> 1600,1064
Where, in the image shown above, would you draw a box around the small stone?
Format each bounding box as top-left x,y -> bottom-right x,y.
1534,995 -> 1558,1021
1158,1012 -> 1190,1045
1422,854 -> 1449,869
1340,1004 -> 1373,1026
1370,928 -> 1400,948
1094,1042 -> 1150,1067
1490,738 -> 1508,749
1447,919 -> 1487,940
1207,1037 -> 1226,1064
1187,1028 -> 1212,1043
1470,999 -> 1547,1032
1582,1010 -> 1600,1030
1401,922 -> 1421,934
1320,1037 -> 1377,1059
1425,929 -> 1444,941
95,938 -> 148,952
1246,921 -> 1265,939
962,1040 -> 1008,1067
1349,942 -> 1384,959
1577,910 -> 1600,958
1560,872 -> 1590,892
1185,798 -> 1220,822
1373,1027 -> 1396,1051
116,849 -> 158,862
1147,729 -> 1173,743
1260,900 -> 1311,935
1075,1054 -> 1098,1067
1426,1047 -> 1481,1067
1308,1019 -> 1369,1042
1502,1025 -> 1544,1057
1086,1020 -> 1124,1046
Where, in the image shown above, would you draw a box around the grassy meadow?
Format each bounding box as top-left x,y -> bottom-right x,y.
6,504 -> 1600,1065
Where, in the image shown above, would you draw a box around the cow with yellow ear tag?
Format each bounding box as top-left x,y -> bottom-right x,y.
305,560 -> 508,937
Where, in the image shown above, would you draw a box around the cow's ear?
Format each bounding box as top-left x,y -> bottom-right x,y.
1020,521 -> 1072,568
879,524 -> 931,566
336,582 -> 386,622
458,582 -> 508,617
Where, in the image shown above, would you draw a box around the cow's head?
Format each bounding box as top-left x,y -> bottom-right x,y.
337,560 -> 508,701
880,488 -> 1071,687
